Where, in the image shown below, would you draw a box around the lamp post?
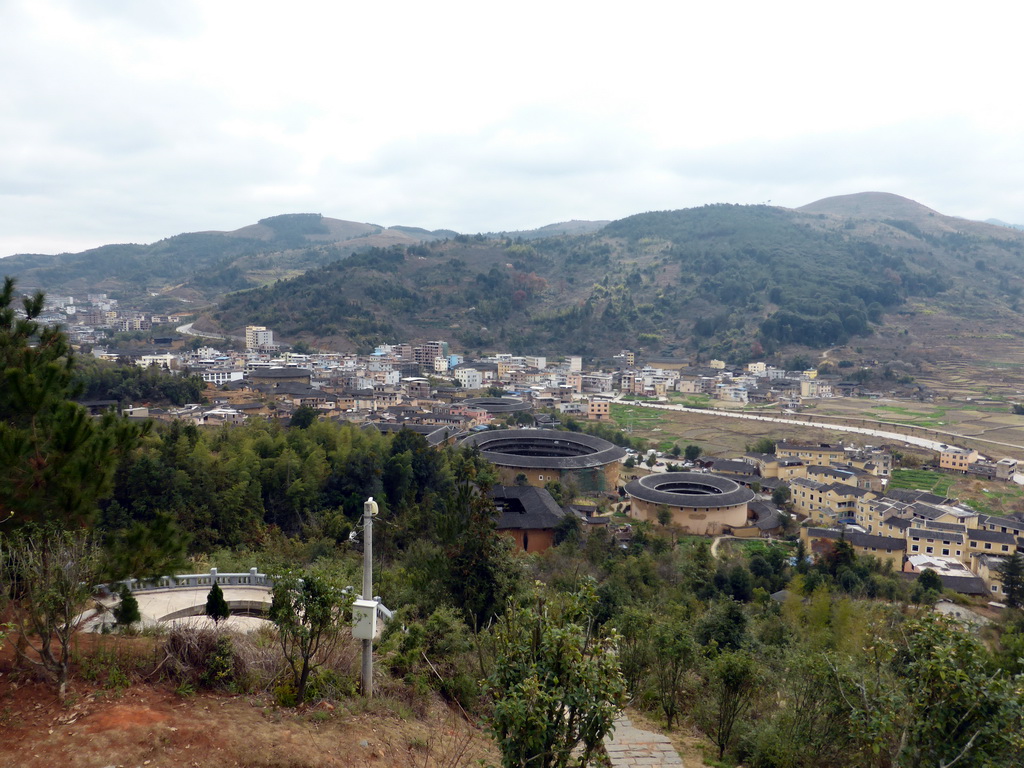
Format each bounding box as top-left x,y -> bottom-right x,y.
360,496 -> 378,697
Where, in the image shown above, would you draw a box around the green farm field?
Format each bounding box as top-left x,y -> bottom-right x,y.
888,469 -> 955,496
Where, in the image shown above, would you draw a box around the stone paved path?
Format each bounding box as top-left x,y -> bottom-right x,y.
604,716 -> 684,768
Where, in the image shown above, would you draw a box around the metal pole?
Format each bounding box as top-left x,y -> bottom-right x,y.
362,496 -> 376,698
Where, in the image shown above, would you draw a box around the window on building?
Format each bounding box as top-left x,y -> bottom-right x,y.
942,549 -> 949,556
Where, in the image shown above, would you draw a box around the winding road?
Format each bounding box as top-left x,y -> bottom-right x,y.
175,322 -> 238,342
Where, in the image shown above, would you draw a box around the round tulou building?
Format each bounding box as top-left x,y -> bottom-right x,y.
625,472 -> 754,535
460,428 -> 626,493
461,396 -> 533,415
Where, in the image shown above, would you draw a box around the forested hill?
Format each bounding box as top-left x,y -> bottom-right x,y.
0,213 -> 457,305
208,195 -> 1024,360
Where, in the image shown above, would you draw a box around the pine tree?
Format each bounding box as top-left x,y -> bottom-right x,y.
0,277 -> 146,527
205,582 -> 230,624
113,584 -> 141,629
997,552 -> 1024,609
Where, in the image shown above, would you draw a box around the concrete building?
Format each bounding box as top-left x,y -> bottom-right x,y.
939,446 -> 980,473
245,326 -> 275,351
454,367 -> 483,389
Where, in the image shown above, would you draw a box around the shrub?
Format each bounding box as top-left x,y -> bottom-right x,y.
200,635 -> 236,689
163,626 -> 247,691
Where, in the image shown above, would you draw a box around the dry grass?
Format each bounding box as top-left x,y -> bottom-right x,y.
615,408 -> 857,458
0,627 -> 499,768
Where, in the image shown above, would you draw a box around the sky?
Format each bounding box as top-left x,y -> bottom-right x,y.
3,0 -> 1024,257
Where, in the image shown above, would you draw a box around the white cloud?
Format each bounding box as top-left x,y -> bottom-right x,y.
3,0 -> 1024,256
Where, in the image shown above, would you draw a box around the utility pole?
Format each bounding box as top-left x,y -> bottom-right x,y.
361,496 -> 378,697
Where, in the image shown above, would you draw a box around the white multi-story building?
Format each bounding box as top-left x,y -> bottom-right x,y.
137,353 -> 176,369
245,325 -> 275,350
454,367 -> 483,389
201,369 -> 245,385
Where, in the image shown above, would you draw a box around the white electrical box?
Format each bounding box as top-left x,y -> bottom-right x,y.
352,599 -> 378,640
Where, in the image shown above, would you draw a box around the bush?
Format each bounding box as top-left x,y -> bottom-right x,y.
163,626 -> 247,692
379,605 -> 479,713
200,635 -> 235,689
75,641 -> 151,689
304,668 -> 358,701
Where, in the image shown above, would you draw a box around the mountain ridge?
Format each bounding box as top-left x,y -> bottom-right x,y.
204,195 -> 1024,362
6,193 -> 1024,363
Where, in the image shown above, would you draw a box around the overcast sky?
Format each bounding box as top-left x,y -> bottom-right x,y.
3,0 -> 1023,257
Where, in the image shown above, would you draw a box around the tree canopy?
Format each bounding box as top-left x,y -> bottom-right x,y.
0,277 -> 146,528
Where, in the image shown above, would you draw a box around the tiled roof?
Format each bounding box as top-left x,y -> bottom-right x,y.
806,527 -> 906,551
489,485 -> 566,530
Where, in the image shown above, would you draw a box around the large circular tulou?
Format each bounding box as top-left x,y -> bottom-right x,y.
461,428 -> 626,493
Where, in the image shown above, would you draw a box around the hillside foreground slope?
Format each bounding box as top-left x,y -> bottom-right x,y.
0,633 -> 499,768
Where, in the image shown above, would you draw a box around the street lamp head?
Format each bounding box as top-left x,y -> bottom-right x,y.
364,497 -> 379,517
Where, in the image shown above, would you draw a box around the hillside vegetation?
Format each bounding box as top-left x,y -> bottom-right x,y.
7,193 -> 1024,361
0,213 -> 454,305
3,302 -> 1024,768
212,195 -> 1024,360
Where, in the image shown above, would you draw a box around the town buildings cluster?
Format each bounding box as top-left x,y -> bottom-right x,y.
649,440 -> 1022,601
753,441 -> 1023,602
71,311 -> 909,429
41,292 -> 192,347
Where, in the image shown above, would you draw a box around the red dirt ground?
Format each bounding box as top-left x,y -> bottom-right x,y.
0,636 -> 497,768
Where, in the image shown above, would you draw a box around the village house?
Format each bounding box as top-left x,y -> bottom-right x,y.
776,441 -> 847,465
488,485 -> 567,553
790,478 -> 875,525
975,555 -> 1010,599
586,399 -> 611,421
801,527 -> 906,569
939,445 -> 980,473
744,453 -> 807,480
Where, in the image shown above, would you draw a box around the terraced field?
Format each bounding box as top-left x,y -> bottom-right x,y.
889,469 -> 955,496
883,469 -> 1024,517
609,406 -> 858,457
800,398 -> 1024,459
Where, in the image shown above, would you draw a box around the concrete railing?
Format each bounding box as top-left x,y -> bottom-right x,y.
111,567 -> 274,594
108,569 -> 393,620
